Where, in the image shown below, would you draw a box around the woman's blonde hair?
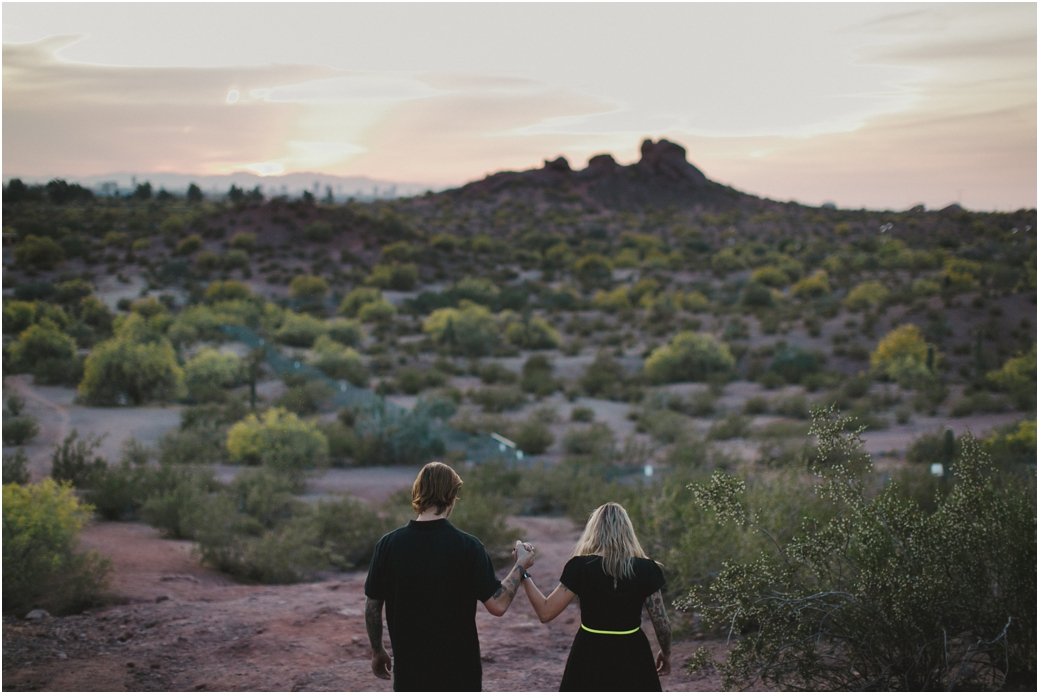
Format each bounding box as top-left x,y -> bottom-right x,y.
573,502 -> 648,582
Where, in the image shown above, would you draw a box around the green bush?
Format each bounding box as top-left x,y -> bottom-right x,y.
982,420 -> 1036,476
579,351 -> 641,401
303,221 -> 334,243
15,234 -> 65,269
477,361 -> 518,385
289,274 -> 329,301
3,479 -> 111,616
906,427 -> 960,464
683,410 -> 1037,691
3,448 -> 31,485
644,331 -> 735,384
570,405 -> 595,422
563,422 -> 615,458
338,286 -> 382,317
871,324 -> 937,389
326,318 -> 366,347
424,302 -> 499,357
49,430 -> 107,488
504,315 -> 562,350
520,354 -> 559,397
357,298 -> 397,324
310,335 -> 367,386
272,310 -> 328,347
3,415 -> 40,446
513,416 -> 555,455
8,320 -> 78,384
139,465 -> 222,539
352,401 -> 446,466
295,495 -> 393,570
3,300 -> 36,335
274,378 -> 334,416
392,366 -> 445,395
469,385 -> 527,413
707,412 -> 750,440
768,346 -> 819,384
79,314 -> 183,405
184,348 -> 243,402
742,395 -> 769,415
448,492 -> 523,568
174,234 -> 203,256
987,344 -> 1036,411
229,232 -> 256,252
844,280 -> 889,311
366,263 -> 417,291
791,270 -> 831,299
226,407 -> 328,478
572,254 -> 613,291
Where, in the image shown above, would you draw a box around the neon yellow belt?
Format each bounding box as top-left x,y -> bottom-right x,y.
581,624 -> 640,635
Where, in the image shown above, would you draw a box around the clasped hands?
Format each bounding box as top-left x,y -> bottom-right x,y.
513,540 -> 536,570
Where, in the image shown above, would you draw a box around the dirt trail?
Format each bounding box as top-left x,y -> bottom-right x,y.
3,516 -> 728,692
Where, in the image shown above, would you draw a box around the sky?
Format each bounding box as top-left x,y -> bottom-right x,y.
2,2 -> 1035,211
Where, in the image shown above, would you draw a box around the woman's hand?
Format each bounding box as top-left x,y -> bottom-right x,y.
655,650 -> 671,676
514,540 -> 535,569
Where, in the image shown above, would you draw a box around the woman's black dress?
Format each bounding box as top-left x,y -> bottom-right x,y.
558,555 -> 666,692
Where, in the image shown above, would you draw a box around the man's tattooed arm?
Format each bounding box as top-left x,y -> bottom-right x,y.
483,564 -> 524,616
645,590 -> 672,656
365,597 -> 386,652
366,597 -> 392,679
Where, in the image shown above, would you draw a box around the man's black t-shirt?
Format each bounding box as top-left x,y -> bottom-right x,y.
364,519 -> 502,692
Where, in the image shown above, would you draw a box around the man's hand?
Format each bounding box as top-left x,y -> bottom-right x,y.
656,651 -> 671,676
371,648 -> 392,680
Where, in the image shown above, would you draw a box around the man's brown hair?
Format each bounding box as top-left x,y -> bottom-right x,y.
411,462 -> 463,514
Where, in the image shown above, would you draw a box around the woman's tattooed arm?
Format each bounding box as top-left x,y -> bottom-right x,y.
644,590 -> 672,655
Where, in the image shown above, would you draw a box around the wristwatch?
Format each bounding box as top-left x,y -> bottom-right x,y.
520,568 -> 531,581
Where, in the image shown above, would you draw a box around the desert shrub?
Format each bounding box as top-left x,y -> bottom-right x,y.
138,464 -> 222,538
273,310 -> 328,347
772,393 -> 810,419
318,420 -> 358,466
570,405 -> 595,422
174,234 -> 203,256
448,492 -> 523,568
504,315 -> 562,350
303,221 -> 334,243
871,324 -> 937,389
469,385 -> 527,413
226,407 -> 328,479
711,248 -> 745,275
983,420 -> 1036,476
791,270 -> 831,299
338,286 -> 382,317
3,416 -> 40,446
310,335 -> 367,386
520,354 -> 559,397
157,397 -> 247,464
740,281 -> 774,308
447,276 -> 499,306
707,412 -> 750,440
987,344 -> 1037,411
563,422 -> 615,458
423,302 -> 499,357
573,254 -> 613,291
358,298 -> 397,324
743,395 -> 769,415
183,348 -> 243,402
49,430 -> 107,488
205,279 -> 252,303
593,287 -> 632,312
392,366 -> 446,395
3,480 -> 112,616
683,411 -> 1037,691
366,263 -> 417,291
296,495 -> 392,569
274,377 -> 334,416
85,456 -> 154,521
352,401 -> 446,466
8,320 -> 78,384
3,448 -> 31,485
906,427 -> 961,464
513,416 -> 555,455
750,265 -> 789,288
15,234 -> 65,269
229,232 -> 256,252
579,351 -> 641,401
949,390 -> 1009,417
79,314 -> 183,405
430,233 -> 458,251
477,361 -> 518,385
644,331 -> 735,384
768,346 -> 819,384
638,408 -> 691,444
326,317 -> 366,347
844,280 -> 889,311
195,250 -> 221,272
3,300 -> 36,335
289,274 -> 329,301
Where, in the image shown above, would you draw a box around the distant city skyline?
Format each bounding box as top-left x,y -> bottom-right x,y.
3,3 -> 1035,211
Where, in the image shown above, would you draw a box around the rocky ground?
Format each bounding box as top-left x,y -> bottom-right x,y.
2,516 -> 731,692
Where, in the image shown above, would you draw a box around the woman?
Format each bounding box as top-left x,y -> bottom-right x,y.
521,502 -> 671,691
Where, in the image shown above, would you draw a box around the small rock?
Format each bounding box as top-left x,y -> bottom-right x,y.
326,583 -> 341,591
118,631 -> 134,642
57,652 -> 68,660
127,662 -> 136,669
25,609 -> 51,621
351,636 -> 360,645
150,663 -> 161,670
481,654 -> 495,663
255,627 -> 265,635
155,595 -> 170,603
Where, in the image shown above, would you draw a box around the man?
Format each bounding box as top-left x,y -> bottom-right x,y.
364,461 -> 535,691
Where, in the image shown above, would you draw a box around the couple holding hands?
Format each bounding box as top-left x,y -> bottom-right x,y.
365,462 -> 671,692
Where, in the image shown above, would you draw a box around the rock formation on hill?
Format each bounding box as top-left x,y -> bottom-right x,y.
453,138 -> 741,211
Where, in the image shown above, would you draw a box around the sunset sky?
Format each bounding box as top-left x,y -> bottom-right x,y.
3,2 -> 1035,211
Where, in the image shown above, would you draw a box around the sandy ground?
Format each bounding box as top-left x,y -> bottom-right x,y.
2,515 -> 729,693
